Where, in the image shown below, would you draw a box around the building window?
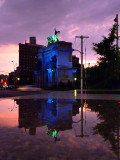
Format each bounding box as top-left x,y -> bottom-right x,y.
69,56 -> 71,62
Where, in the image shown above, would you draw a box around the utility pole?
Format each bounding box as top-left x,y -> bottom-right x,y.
76,99 -> 89,138
114,14 -> 119,56
75,35 -> 89,95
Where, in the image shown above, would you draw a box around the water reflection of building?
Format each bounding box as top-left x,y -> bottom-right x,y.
16,99 -> 42,135
15,99 -> 80,135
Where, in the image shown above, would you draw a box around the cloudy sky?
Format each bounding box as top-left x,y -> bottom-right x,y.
0,0 -> 120,74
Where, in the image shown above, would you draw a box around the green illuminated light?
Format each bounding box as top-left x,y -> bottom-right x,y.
51,67 -> 54,71
52,130 -> 57,137
47,129 -> 59,138
47,34 -> 60,44
52,34 -> 59,42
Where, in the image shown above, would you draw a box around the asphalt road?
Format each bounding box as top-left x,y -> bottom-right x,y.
0,89 -> 45,98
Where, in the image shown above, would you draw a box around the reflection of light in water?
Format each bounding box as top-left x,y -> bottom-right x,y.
74,90 -> 77,97
85,108 -> 91,112
0,99 -> 18,127
84,102 -> 88,108
78,102 -> 90,112
79,107 -> 86,112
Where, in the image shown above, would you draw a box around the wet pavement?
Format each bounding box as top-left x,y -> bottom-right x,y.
1,89 -> 120,100
0,97 -> 120,160
9,90 -> 120,100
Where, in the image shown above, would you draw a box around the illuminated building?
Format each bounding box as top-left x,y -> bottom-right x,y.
19,37 -> 43,85
34,41 -> 77,88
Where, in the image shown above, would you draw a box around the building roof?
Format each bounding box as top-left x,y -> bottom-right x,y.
38,41 -> 72,53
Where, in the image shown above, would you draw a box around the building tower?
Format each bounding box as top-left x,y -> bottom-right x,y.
18,37 -> 44,85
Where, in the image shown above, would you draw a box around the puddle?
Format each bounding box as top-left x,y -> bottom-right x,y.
0,98 -> 119,160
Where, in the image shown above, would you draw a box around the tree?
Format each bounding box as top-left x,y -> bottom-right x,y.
93,24 -> 119,66
87,22 -> 120,89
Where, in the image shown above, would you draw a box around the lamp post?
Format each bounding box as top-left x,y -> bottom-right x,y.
11,61 -> 17,88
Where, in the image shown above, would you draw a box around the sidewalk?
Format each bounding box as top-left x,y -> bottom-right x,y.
1,90 -> 120,100
0,89 -> 49,98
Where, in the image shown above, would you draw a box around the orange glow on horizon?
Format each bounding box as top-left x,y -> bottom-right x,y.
0,44 -> 18,75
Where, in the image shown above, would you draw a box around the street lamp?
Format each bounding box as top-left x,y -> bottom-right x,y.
11,61 -> 17,88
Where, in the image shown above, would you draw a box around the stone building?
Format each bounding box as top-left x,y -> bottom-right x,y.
34,41 -> 77,88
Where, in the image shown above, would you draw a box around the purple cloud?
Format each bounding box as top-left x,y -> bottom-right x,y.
0,0 -> 120,66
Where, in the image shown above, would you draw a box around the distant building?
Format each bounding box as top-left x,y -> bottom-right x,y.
72,55 -> 81,88
9,72 -> 14,85
34,41 -> 77,88
18,37 -> 44,85
0,74 -> 8,81
72,55 -> 79,67
0,74 -> 8,87
9,69 -> 20,86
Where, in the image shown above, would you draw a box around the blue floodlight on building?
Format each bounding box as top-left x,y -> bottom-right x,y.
34,41 -> 77,88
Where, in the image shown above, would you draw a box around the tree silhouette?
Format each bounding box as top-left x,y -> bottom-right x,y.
93,24 -> 119,66
86,22 -> 120,89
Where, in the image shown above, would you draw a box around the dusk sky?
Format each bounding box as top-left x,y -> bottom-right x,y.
0,0 -> 120,75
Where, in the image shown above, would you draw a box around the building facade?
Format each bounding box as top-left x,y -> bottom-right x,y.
34,41 -> 77,88
19,37 -> 43,85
